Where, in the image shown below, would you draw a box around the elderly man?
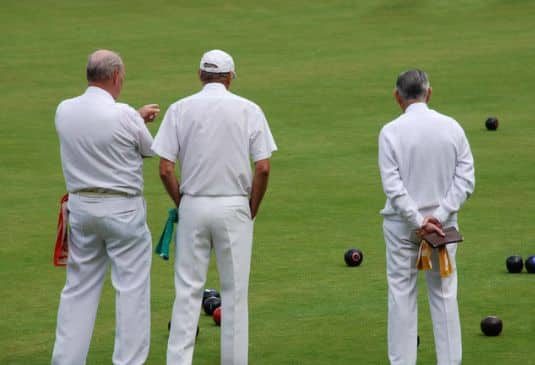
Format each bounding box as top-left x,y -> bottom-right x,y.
152,49 -> 277,365
378,69 -> 475,365
52,49 -> 159,365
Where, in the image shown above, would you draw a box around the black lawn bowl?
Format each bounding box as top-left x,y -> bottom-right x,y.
481,316 -> 503,336
485,117 -> 499,131
203,296 -> 222,315
203,288 -> 220,304
525,255 -> 535,273
344,248 -> 364,267
506,255 -> 523,273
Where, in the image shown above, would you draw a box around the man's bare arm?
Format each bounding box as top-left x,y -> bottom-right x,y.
249,159 -> 270,219
159,158 -> 181,207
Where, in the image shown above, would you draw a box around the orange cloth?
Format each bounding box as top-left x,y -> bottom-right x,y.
416,240 -> 454,277
438,246 -> 454,277
54,194 -> 69,267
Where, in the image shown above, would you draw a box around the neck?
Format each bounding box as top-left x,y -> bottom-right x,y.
202,80 -> 230,90
88,81 -> 117,99
401,99 -> 425,112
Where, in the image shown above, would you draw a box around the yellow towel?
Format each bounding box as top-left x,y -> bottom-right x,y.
416,240 -> 432,270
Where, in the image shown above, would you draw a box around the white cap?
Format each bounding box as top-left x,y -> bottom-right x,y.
199,49 -> 236,78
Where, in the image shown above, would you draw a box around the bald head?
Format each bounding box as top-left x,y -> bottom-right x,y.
86,50 -> 124,82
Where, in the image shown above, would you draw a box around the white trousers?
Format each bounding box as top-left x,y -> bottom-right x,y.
383,218 -> 462,365
167,196 -> 253,365
52,194 -> 152,365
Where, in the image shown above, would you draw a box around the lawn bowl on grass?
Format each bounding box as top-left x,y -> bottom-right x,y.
344,248 -> 364,267
481,316 -> 503,337
506,255 -> 523,273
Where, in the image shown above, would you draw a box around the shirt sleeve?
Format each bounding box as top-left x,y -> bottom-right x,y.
134,114 -> 154,157
378,128 -> 424,229
249,106 -> 277,162
151,105 -> 180,162
119,103 -> 154,157
432,127 -> 475,223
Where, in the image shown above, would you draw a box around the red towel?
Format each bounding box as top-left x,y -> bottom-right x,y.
54,194 -> 69,267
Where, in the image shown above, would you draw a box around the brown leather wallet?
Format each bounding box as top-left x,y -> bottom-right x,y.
422,226 -> 463,248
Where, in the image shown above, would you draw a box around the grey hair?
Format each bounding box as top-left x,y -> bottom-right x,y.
395,69 -> 430,101
86,50 -> 124,82
199,70 -> 231,82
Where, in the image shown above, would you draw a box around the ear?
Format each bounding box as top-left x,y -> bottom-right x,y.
225,73 -> 232,89
394,89 -> 402,107
425,87 -> 432,103
112,69 -> 121,85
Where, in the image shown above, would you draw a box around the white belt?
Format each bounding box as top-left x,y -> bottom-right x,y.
73,188 -> 137,197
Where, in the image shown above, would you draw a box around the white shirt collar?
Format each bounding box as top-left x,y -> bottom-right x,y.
202,82 -> 228,92
85,86 -> 115,101
405,102 -> 429,113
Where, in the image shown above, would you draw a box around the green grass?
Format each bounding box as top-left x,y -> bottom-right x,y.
1,0 -> 535,363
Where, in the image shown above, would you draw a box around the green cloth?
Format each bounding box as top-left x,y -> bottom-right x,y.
155,208 -> 178,260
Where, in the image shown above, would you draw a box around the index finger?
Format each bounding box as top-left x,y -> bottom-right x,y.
433,224 -> 445,237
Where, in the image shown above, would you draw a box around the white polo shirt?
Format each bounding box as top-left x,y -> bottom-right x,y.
378,102 -> 475,228
151,83 -> 277,196
55,86 -> 154,196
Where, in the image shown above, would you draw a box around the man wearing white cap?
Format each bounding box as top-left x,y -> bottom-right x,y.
152,49 -> 277,365
52,49 -> 159,365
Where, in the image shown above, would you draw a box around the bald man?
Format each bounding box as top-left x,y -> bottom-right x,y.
51,50 -> 159,365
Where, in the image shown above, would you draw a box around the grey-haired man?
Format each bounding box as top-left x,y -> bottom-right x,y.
52,49 -> 159,365
378,69 -> 475,365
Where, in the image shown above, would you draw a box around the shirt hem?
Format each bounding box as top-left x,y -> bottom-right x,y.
252,152 -> 273,162
152,148 -> 176,162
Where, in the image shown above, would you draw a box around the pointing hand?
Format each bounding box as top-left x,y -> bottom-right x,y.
138,104 -> 160,123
